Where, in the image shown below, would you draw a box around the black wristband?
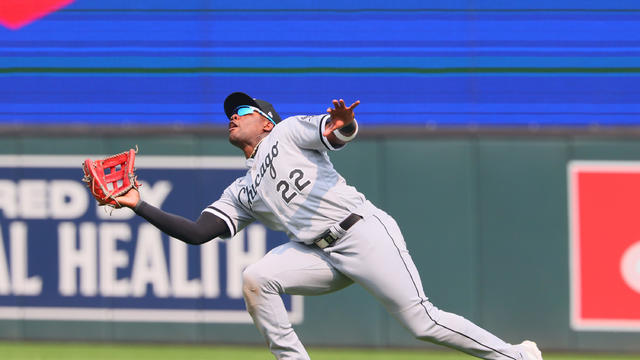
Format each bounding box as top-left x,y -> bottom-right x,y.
339,121 -> 357,135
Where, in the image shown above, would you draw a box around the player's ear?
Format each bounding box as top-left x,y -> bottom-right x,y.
263,120 -> 275,132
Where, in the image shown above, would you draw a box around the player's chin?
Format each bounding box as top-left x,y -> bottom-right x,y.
228,133 -> 242,147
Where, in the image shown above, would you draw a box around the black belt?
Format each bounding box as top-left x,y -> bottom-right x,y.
313,213 -> 363,249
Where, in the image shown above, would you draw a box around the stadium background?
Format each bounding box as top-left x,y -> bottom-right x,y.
1,0 -> 640,355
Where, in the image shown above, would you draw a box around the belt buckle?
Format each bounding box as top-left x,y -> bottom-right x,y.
314,229 -> 337,249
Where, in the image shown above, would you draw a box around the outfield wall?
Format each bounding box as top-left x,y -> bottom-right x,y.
0,133 -> 639,353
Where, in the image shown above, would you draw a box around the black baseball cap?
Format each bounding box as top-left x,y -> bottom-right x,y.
224,92 -> 282,124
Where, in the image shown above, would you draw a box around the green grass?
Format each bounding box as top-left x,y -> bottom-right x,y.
0,342 -> 638,360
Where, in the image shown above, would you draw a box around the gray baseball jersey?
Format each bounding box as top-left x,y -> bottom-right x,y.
204,114 -> 366,243
204,114 -> 538,360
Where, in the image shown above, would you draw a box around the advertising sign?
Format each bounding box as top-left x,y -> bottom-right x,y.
569,161 -> 640,331
0,155 -> 301,323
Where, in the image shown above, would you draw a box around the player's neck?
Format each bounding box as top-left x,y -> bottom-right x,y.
243,134 -> 269,159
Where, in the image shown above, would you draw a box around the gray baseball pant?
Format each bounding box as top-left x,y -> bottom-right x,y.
242,203 -> 530,360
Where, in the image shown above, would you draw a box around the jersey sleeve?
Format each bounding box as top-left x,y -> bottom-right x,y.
283,114 -> 345,151
201,180 -> 254,238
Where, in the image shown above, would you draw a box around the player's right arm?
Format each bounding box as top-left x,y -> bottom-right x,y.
283,99 -> 360,152
323,99 -> 360,147
116,188 -> 230,245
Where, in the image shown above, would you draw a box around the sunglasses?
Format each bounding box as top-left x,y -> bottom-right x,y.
234,105 -> 276,125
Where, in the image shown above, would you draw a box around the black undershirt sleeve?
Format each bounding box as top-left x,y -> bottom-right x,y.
133,201 -> 230,245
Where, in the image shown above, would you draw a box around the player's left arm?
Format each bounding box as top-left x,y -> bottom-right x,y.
323,99 -> 361,147
115,189 -> 230,244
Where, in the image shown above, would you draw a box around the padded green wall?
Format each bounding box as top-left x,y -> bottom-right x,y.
1,134 -> 639,352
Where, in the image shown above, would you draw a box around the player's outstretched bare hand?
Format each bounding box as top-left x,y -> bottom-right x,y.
323,99 -> 360,136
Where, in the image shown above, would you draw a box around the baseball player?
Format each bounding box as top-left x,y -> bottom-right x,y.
114,92 -> 543,360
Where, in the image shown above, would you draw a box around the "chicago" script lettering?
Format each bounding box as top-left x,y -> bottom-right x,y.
238,141 -> 279,207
